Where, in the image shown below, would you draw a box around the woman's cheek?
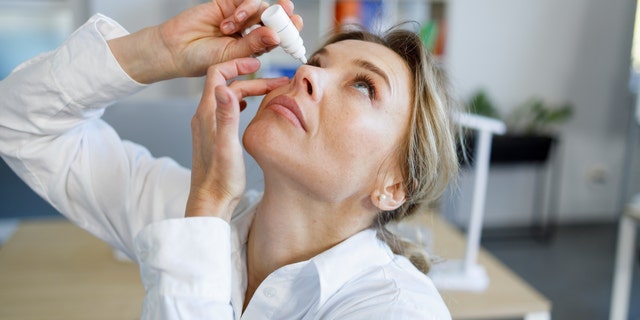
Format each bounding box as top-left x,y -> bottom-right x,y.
335,114 -> 388,160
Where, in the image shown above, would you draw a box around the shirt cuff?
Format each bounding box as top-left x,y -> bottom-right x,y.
51,13 -> 146,111
134,217 -> 232,302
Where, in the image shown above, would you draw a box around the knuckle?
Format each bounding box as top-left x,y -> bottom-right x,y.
216,111 -> 236,125
190,116 -> 200,129
191,116 -> 205,134
207,64 -> 218,75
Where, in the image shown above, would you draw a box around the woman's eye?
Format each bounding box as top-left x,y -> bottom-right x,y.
307,57 -> 321,67
353,74 -> 376,100
354,82 -> 371,97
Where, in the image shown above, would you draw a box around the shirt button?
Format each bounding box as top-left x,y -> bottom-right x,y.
263,286 -> 277,298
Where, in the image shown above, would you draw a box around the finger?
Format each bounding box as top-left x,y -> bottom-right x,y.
214,85 -> 242,145
196,67 -> 222,122
229,77 -> 290,100
233,0 -> 262,24
290,14 -> 304,31
210,58 -> 262,87
238,1 -> 269,28
277,0 -> 294,16
220,0 -> 267,35
277,0 -> 303,31
196,58 -> 260,118
225,27 -> 279,60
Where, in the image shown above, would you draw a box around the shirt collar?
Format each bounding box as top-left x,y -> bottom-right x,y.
311,228 -> 395,306
229,192 -> 396,310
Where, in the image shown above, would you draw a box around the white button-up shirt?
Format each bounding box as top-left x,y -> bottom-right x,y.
0,14 -> 451,320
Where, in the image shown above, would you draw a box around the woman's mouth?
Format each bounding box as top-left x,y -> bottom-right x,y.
265,95 -> 307,131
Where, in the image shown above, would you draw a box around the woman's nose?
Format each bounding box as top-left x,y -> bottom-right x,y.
293,65 -> 322,102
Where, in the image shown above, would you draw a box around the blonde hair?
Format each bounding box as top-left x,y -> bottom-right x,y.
321,26 -> 459,274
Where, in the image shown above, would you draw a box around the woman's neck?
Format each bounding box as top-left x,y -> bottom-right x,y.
242,182 -> 375,310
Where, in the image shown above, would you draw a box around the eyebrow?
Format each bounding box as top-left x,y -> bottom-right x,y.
311,48 -> 392,91
354,59 -> 391,91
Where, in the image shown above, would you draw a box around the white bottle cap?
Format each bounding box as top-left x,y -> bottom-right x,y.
261,4 -> 307,64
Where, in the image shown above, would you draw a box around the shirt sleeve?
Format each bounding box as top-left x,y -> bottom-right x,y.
134,217 -> 234,320
0,14 -> 191,259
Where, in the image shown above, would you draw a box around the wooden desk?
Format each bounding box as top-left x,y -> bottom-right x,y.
0,218 -> 550,319
0,220 -> 144,319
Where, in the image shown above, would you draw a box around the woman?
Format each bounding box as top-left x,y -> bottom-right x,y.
0,1 -> 457,319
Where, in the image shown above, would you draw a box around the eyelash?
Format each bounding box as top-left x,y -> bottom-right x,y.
307,57 -> 320,67
306,58 -> 377,100
353,73 -> 376,100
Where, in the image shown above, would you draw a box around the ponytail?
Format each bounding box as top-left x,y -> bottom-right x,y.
374,211 -> 431,274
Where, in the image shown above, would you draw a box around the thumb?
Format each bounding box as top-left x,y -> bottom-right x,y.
228,27 -> 280,60
214,86 -> 241,144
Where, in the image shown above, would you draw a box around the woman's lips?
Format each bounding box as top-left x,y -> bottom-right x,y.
266,95 -> 307,131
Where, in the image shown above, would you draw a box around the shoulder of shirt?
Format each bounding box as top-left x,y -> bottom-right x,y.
317,249 -> 450,319
356,253 -> 442,298
320,267 -> 451,319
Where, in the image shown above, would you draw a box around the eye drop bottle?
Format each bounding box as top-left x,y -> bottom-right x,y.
261,4 -> 307,64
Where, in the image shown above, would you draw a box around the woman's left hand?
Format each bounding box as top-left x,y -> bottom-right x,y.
185,58 -> 288,221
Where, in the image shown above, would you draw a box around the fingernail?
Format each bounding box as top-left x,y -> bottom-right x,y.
222,21 -> 235,34
236,10 -> 247,22
215,88 -> 230,104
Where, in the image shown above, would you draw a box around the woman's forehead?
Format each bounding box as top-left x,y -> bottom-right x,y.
316,40 -> 411,93
315,40 -> 404,67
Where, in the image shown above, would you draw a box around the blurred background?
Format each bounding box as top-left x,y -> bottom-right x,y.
1,0 -> 639,319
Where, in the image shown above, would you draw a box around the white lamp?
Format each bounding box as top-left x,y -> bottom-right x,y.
430,112 -> 506,292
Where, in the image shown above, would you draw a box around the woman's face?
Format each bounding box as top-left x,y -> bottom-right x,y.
243,39 -> 412,203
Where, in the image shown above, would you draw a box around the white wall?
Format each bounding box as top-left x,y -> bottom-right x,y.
445,0 -> 637,226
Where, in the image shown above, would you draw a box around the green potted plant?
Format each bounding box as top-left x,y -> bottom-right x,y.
464,90 -> 574,164
506,97 -> 574,136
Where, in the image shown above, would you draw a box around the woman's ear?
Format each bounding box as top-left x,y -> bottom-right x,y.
372,180 -> 406,211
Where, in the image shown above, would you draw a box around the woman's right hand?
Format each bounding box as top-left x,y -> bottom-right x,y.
185,58 -> 288,221
108,0 -> 302,84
